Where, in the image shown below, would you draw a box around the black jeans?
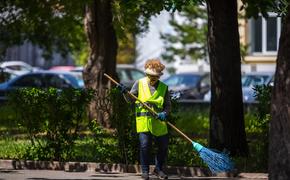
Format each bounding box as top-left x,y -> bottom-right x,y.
139,132 -> 169,173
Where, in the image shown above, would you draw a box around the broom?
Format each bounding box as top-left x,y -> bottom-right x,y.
104,73 -> 234,174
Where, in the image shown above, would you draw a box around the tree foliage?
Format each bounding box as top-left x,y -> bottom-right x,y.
0,0 -> 202,63
0,0 -> 138,64
114,0 -> 203,35
241,0 -> 289,18
160,5 -> 207,63
0,0 -> 86,60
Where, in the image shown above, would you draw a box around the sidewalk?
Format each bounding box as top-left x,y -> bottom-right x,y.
0,169 -> 268,180
0,159 -> 268,180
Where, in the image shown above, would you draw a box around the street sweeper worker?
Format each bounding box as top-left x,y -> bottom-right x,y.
117,59 -> 171,180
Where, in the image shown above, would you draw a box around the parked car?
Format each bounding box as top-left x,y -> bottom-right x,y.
69,64 -> 145,88
0,61 -> 40,75
116,64 -> 145,87
163,72 -> 210,100
0,71 -> 83,102
203,72 -> 274,102
241,72 -> 274,102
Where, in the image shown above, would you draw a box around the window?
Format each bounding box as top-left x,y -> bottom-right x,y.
249,14 -> 281,54
12,75 -> 42,87
46,74 -> 72,88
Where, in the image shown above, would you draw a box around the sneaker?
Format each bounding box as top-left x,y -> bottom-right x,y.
141,172 -> 149,180
153,169 -> 168,179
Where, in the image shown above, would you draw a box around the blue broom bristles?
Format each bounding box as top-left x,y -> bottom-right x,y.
192,142 -> 234,174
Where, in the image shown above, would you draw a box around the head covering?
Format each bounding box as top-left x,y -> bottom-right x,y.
144,59 -> 165,76
144,68 -> 163,76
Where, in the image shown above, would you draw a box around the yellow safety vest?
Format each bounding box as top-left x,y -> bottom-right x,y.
135,77 -> 168,136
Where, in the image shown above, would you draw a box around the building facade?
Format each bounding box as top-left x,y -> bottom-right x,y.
3,41 -> 74,69
239,3 -> 279,72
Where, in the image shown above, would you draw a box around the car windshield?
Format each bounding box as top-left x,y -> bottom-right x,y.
6,65 -> 31,71
164,74 -> 201,87
68,72 -> 84,87
62,74 -> 83,88
117,69 -> 130,82
242,75 -> 271,87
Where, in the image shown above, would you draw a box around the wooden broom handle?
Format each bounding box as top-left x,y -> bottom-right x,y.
104,73 -> 193,143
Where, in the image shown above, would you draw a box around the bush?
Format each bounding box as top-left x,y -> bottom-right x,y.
8,88 -> 95,161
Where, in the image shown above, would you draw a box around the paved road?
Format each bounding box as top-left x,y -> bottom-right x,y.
0,169 -> 268,180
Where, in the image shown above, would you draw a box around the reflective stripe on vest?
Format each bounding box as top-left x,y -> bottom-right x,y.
135,77 -> 168,136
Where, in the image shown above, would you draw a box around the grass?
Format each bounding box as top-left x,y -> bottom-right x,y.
0,138 -> 29,159
71,136 -> 120,163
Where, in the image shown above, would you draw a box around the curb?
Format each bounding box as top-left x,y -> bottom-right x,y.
0,159 -> 209,177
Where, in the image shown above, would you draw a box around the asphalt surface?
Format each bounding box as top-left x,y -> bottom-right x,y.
0,169 -> 268,180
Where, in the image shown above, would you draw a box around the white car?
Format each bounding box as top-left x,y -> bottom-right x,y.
0,61 -> 40,75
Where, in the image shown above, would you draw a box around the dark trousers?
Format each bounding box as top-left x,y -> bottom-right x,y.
139,132 -> 169,173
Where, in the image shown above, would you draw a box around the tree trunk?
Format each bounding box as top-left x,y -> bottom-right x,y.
83,0 -> 118,128
206,0 -> 248,156
269,7 -> 290,179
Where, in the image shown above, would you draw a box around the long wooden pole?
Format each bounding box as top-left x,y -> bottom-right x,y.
104,73 -> 193,143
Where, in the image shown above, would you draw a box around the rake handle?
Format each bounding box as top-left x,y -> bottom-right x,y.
104,73 -> 193,143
